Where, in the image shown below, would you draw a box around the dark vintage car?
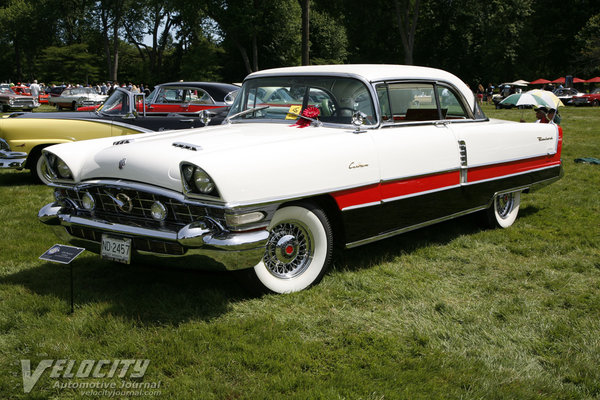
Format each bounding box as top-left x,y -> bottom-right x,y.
143,82 -> 239,114
0,88 -> 230,183
0,86 -> 39,112
572,88 -> 600,106
78,82 -> 240,114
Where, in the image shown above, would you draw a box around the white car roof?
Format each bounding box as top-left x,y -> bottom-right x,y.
246,64 -> 475,110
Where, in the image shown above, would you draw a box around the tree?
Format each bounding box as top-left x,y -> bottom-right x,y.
576,13 -> 600,76
394,0 -> 420,65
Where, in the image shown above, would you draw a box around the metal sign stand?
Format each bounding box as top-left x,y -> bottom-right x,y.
39,244 -> 85,314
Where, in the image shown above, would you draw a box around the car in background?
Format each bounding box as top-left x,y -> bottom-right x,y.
48,87 -> 108,110
77,82 -> 240,114
0,88 -> 230,183
553,87 -> 585,106
143,82 -> 239,114
572,88 -> 600,106
0,86 -> 39,112
37,64 -> 563,294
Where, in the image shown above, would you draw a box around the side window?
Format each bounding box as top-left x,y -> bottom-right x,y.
378,83 -> 439,122
437,86 -> 468,119
187,89 -> 214,105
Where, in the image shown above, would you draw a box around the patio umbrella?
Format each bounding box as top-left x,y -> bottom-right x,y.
530,78 -> 551,85
526,89 -> 564,108
586,77 -> 600,83
499,92 -> 555,108
573,77 -> 586,83
551,77 -> 565,84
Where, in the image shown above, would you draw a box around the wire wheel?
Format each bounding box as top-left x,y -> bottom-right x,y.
495,193 -> 515,219
252,204 -> 333,293
263,220 -> 314,279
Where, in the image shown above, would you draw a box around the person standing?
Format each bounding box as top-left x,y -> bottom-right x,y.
29,79 -> 41,99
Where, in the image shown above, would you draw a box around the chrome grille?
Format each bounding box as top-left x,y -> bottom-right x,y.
63,185 -> 223,229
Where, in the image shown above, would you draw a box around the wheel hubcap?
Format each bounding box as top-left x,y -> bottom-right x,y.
264,221 -> 313,279
496,193 -> 514,219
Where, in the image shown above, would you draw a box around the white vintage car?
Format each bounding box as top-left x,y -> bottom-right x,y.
38,65 -> 563,293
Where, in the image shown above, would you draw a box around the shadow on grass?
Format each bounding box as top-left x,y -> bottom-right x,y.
0,169 -> 38,186
334,206 -> 539,272
0,256 -> 260,325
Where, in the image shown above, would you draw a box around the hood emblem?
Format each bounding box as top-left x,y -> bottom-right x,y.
118,158 -> 127,169
104,190 -> 133,213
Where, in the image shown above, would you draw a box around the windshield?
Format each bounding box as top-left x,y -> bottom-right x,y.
227,76 -> 377,126
98,89 -> 131,115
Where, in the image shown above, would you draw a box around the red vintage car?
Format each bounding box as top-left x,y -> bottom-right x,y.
572,88 -> 600,106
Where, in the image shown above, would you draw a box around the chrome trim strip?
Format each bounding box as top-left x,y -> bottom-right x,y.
345,205 -> 488,248
341,201 -> 381,212
463,164 -> 561,186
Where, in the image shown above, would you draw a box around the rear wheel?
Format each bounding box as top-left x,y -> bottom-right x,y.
251,203 -> 333,293
485,191 -> 521,228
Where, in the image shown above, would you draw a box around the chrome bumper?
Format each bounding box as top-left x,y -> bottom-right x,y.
0,149 -> 27,169
39,202 -> 269,271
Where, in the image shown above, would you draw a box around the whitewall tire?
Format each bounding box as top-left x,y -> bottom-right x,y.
33,153 -> 52,185
252,204 -> 333,294
487,191 -> 521,228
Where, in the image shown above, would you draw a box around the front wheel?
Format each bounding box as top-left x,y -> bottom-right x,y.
251,203 -> 333,293
30,151 -> 52,185
485,191 -> 521,228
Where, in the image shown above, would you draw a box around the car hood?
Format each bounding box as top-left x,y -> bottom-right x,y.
46,123 -> 379,206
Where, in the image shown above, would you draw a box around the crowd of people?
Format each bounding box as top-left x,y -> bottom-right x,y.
4,80 -> 153,98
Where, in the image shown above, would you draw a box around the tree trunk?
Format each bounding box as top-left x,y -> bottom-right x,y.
394,0 -> 420,65
300,0 -> 310,65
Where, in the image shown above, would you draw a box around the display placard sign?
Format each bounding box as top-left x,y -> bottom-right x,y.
39,244 -> 85,264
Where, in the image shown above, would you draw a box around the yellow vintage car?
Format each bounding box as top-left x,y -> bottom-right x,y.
0,87 -> 230,183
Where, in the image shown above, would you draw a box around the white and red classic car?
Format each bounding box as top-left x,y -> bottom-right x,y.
38,65 -> 563,293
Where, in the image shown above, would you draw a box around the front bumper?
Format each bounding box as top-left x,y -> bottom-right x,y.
0,149 -> 27,169
39,202 -> 269,271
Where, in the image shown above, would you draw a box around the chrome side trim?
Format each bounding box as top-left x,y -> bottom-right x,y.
345,205 -> 488,249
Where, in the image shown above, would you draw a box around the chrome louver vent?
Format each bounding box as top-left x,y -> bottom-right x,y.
172,142 -> 202,151
458,140 -> 468,184
458,140 -> 468,166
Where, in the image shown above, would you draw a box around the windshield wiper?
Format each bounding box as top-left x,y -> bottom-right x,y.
225,105 -> 270,123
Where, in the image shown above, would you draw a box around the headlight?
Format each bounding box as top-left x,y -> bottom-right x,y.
180,163 -> 219,197
193,168 -> 215,193
56,158 -> 72,179
43,152 -> 73,182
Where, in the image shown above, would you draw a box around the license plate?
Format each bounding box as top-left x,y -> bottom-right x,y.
101,235 -> 132,264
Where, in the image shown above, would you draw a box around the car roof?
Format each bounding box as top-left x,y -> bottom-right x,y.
156,82 -> 240,101
246,64 -> 475,110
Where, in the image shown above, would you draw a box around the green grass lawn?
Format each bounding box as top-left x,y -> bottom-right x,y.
1,105 -> 599,399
